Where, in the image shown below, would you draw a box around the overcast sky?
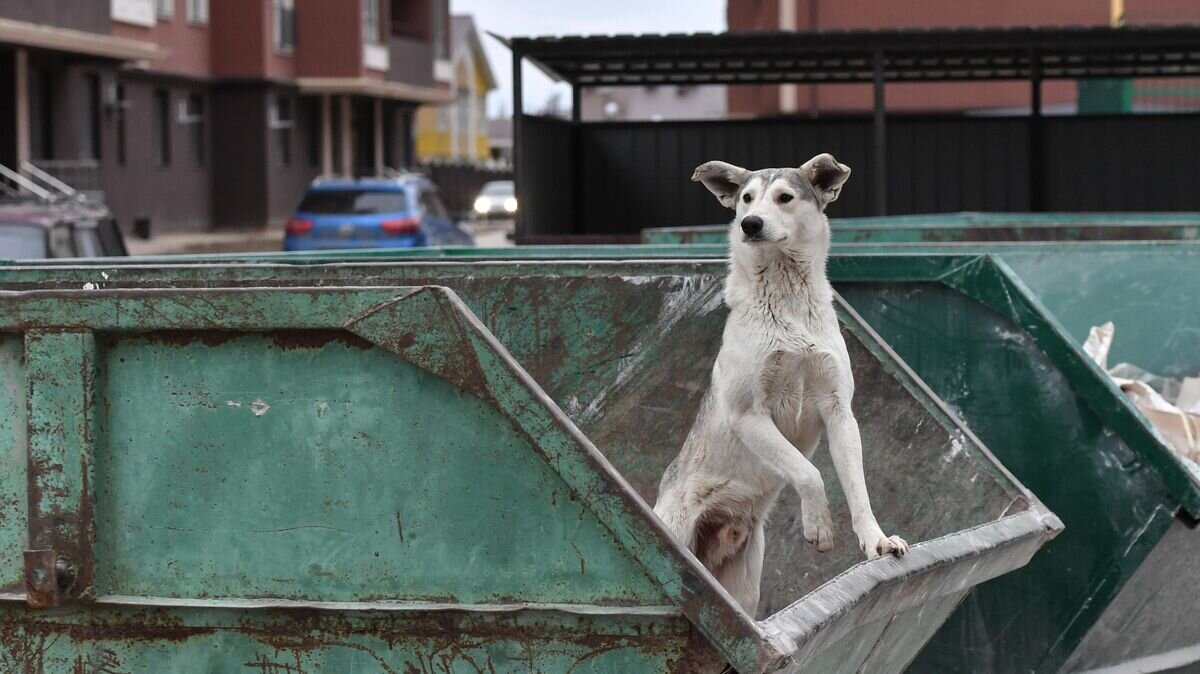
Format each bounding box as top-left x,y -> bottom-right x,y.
450,0 -> 726,117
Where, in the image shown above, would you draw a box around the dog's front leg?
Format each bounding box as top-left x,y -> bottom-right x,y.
817,393 -> 909,559
731,413 -> 834,552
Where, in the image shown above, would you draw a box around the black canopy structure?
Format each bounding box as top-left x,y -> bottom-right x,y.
510,26 -> 1200,86
502,26 -> 1200,238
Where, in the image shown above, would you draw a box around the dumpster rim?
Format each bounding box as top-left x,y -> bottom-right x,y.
759,507 -> 1061,664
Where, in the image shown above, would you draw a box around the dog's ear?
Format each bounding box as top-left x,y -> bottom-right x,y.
800,153 -> 851,209
691,161 -> 750,209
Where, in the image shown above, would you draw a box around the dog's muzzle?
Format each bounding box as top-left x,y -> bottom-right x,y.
741,215 -> 765,240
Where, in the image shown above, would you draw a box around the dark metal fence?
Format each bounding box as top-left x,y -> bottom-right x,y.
518,112 -> 1200,237
417,161 -> 512,216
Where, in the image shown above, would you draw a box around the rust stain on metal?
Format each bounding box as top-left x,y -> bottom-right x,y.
73,648 -> 125,674
0,600 -> 698,671
268,330 -> 373,352
130,330 -> 374,351
75,454 -> 96,600
668,632 -> 730,674
23,550 -> 61,608
243,652 -> 307,674
135,330 -> 243,348
1,610 -> 218,645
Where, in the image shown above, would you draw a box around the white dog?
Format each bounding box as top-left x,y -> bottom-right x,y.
653,154 -> 908,615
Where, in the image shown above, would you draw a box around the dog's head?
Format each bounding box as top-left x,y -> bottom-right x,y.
691,154 -> 850,250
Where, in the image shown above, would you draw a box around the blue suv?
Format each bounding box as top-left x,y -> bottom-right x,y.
284,173 -> 474,251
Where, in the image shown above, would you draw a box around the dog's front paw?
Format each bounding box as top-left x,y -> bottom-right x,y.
865,534 -> 909,559
802,504 -> 834,553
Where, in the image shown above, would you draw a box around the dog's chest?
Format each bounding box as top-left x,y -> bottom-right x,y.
761,348 -> 812,402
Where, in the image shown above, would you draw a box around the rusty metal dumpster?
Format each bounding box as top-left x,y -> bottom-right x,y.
0,254 -> 1190,666
0,252 -> 1193,672
0,281 -> 1056,673
833,241 -> 1200,673
642,212 -> 1200,245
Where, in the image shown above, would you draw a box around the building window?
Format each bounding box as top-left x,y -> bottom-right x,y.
116,84 -> 127,166
390,0 -> 423,39
81,74 -> 102,160
156,0 -> 174,19
153,89 -> 171,167
186,0 -> 208,24
180,93 -> 205,166
271,96 -> 294,167
362,0 -> 381,44
273,0 -> 296,52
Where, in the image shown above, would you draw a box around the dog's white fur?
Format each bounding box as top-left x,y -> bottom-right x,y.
653,154 -> 908,615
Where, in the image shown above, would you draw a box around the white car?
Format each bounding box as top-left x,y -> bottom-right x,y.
472,180 -> 517,220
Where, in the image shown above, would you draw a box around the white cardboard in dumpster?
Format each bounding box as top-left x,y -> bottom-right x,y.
1085,322 -> 1200,464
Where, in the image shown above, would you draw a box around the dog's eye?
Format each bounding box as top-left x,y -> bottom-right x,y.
742,192 -> 752,203
777,193 -> 794,204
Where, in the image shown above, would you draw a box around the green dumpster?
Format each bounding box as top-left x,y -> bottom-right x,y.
642,212 -> 1200,245
0,280 -> 1056,673
0,252 -> 1194,672
834,241 -> 1200,673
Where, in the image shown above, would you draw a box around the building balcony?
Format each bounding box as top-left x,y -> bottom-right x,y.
388,35 -> 434,87
364,43 -> 389,73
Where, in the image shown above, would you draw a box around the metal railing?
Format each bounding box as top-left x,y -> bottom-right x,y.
27,159 -> 102,196
0,160 -> 107,212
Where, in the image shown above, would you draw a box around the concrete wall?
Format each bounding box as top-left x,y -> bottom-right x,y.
102,73 -> 214,232
210,83 -> 319,229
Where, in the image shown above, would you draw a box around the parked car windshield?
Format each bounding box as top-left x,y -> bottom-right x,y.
298,189 -> 409,215
480,181 -> 513,196
0,223 -> 48,259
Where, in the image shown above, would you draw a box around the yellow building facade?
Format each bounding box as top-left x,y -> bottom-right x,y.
415,15 -> 495,163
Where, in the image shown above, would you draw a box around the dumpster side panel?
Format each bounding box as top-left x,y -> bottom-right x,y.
1000,247 -> 1200,378
0,605 -> 707,673
0,335 -> 26,595
791,590 -> 966,674
89,333 -> 667,605
838,282 -> 1178,673
1062,516 -> 1200,673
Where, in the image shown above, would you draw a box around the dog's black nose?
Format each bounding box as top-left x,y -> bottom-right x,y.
741,215 -> 764,237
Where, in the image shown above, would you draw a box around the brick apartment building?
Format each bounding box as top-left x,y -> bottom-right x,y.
727,0 -> 1200,117
0,0 -> 451,231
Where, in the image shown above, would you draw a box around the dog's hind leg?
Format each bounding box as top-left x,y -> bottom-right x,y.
713,520 -> 765,616
695,512 -> 749,571
653,493 -> 705,552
